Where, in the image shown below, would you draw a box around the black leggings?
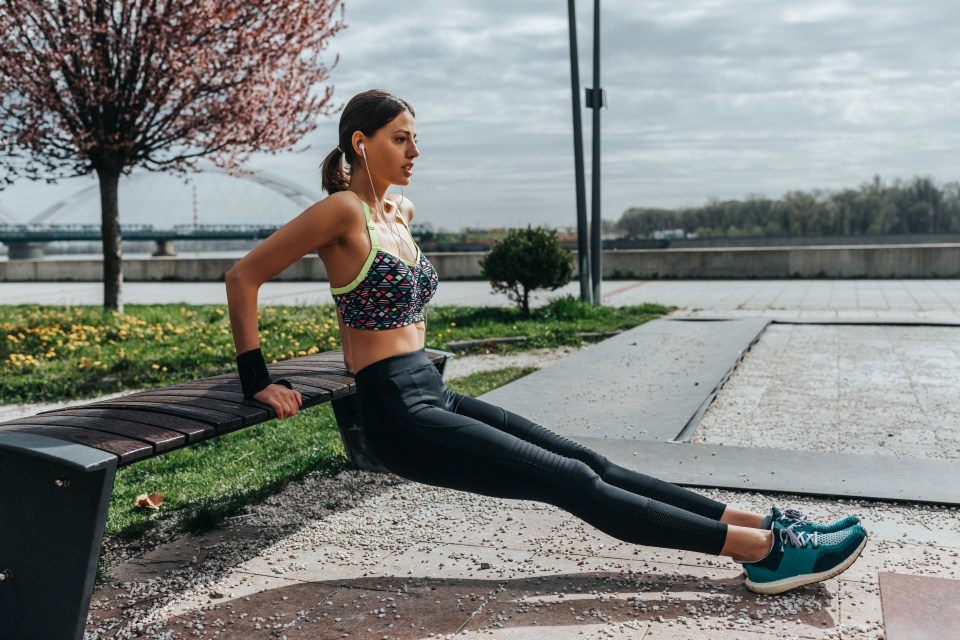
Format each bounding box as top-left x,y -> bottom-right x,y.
355,349 -> 729,555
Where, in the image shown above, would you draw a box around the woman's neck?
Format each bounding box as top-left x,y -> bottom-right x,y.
347,182 -> 391,219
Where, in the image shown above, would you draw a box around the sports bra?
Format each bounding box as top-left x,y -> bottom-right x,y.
330,200 -> 439,330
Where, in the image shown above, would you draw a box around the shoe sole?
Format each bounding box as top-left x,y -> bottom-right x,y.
744,534 -> 868,595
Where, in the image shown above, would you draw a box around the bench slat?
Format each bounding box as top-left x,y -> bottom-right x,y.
0,424 -> 149,464
289,352 -> 346,363
268,366 -> 354,381
83,401 -> 245,431
159,380 -> 333,404
161,384 -> 333,403
48,408 -> 214,441
273,374 -> 351,397
276,368 -> 352,378
161,379 -> 246,393
270,360 -> 349,371
0,415 -> 187,452
99,395 -> 266,423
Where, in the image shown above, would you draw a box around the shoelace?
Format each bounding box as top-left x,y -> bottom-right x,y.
779,523 -> 819,551
782,508 -> 811,525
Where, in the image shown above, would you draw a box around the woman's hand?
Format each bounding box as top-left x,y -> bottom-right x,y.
253,383 -> 303,419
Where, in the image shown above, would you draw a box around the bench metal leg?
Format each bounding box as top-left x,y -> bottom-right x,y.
0,433 -> 118,640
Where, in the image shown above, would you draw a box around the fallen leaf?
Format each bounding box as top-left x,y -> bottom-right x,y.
135,492 -> 164,510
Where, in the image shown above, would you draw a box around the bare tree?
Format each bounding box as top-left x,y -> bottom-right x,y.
0,0 -> 345,311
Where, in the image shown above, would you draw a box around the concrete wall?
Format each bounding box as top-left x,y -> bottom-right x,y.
1,244 -> 959,281
668,233 -> 960,249
600,244 -> 960,278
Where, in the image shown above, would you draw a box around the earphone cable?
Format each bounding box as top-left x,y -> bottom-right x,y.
361,149 -> 416,263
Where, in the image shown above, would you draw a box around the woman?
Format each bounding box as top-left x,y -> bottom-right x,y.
225,89 -> 867,595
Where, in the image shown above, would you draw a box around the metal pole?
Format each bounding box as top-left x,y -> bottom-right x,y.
589,0 -> 603,305
567,0 -> 591,302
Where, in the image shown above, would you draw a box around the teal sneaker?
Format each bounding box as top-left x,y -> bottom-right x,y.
743,521 -> 868,594
762,506 -> 861,534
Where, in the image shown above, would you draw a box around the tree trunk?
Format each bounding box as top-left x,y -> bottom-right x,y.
96,168 -> 123,314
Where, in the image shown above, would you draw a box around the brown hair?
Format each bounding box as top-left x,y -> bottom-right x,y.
320,89 -> 416,194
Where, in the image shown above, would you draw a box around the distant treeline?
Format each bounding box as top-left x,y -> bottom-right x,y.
617,176 -> 960,238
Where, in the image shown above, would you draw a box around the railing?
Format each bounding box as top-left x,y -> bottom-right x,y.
0,224 -> 280,242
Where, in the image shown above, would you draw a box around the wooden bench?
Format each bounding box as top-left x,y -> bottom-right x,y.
0,348 -> 453,640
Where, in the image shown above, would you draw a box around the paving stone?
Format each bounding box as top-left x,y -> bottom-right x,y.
423,502 -> 573,549
455,622 -> 649,638
838,579 -> 885,636
164,571 -> 320,620
839,539 -> 960,584
285,582 -> 485,639
365,541 -> 535,581
520,553 -> 677,579
239,541 -> 395,583
520,524 -> 687,567
478,317 -> 770,443
107,523 -> 267,583
879,572 -> 960,640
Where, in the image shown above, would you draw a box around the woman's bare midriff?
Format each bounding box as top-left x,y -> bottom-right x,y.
340,318 -> 426,375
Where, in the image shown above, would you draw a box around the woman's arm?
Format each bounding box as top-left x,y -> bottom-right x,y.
225,192 -> 354,416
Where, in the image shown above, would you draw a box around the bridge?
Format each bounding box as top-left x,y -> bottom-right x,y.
0,221 -> 433,259
2,168 -> 320,259
0,224 -> 285,259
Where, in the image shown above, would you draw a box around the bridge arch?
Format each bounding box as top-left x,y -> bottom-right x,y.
29,168 -> 322,225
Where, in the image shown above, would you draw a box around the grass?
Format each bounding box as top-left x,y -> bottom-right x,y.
0,296 -> 670,404
428,296 -> 668,354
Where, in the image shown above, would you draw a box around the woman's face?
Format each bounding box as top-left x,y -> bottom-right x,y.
362,110 -> 419,186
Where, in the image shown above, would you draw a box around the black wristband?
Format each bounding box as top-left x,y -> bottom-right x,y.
236,347 -> 274,398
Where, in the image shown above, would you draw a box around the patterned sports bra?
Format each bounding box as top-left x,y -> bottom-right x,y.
330,200 -> 439,330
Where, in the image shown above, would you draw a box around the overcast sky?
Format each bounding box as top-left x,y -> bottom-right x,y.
2,0 -> 959,231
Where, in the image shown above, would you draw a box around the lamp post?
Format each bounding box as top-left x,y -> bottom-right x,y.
587,0 -> 605,305
566,0 -> 591,302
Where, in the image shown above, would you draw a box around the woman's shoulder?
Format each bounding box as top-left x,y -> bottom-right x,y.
386,194 -> 416,223
308,191 -> 364,221
322,190 -> 363,209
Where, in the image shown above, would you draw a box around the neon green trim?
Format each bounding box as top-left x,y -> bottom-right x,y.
362,201 -> 380,249
330,248 -> 376,295
330,201 -> 378,295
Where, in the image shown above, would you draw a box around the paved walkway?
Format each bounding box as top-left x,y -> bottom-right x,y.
4,279 -> 951,639
4,279 -> 960,320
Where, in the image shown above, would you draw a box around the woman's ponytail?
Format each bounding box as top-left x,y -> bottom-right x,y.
321,145 -> 350,194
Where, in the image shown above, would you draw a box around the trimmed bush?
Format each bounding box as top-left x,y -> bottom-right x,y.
479,225 -> 573,315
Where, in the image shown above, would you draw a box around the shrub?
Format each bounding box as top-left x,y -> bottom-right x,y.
479,225 -> 573,315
